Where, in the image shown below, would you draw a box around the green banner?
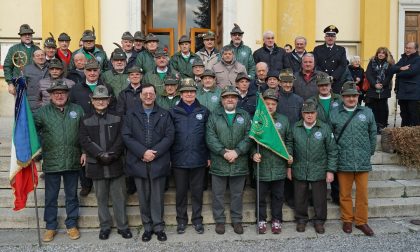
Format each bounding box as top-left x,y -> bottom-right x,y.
249,94 -> 290,160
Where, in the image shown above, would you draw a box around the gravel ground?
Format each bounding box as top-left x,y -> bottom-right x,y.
1,218 -> 419,252
0,232 -> 419,252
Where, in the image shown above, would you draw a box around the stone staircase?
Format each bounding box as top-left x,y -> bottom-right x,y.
0,119 -> 420,229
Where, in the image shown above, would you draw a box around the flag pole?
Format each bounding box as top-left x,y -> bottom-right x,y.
31,161 -> 42,247
256,144 -> 260,235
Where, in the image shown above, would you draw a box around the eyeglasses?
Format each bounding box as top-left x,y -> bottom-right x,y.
52,91 -> 68,96
232,33 -> 242,37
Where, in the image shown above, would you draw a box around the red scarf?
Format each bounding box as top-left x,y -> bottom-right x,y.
57,49 -> 72,65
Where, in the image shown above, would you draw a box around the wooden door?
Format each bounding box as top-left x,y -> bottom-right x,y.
405,12 -> 420,43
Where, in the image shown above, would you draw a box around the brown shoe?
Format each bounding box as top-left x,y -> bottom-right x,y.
314,223 -> 325,234
215,223 -> 225,235
355,224 -> 374,236
42,230 -> 56,242
410,219 -> 420,225
296,223 -> 306,232
67,227 -> 81,240
232,223 -> 244,234
342,222 -> 352,234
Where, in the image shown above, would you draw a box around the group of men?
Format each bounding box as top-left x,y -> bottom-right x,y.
4,21 -> 417,242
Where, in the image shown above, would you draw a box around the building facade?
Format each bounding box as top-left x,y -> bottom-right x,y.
0,0 -> 418,116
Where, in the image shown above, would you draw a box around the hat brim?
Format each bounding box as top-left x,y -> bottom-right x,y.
221,91 -> 239,97
82,36 -> 96,41
317,81 -> 331,86
19,31 -> 34,35
263,96 -> 279,102
201,74 -> 215,78
47,87 -> 69,93
280,77 -> 295,82
302,109 -> 317,113
179,87 -> 197,92
91,95 -> 111,99
341,90 -> 360,96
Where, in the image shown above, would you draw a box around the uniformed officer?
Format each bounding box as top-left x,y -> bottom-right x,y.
313,25 -> 348,94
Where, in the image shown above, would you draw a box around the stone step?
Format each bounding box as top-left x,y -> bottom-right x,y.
0,187 -> 257,208
1,197 -> 419,229
1,164 -> 415,189
2,179 -> 420,209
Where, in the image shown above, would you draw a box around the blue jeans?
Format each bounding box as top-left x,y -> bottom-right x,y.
44,171 -> 79,230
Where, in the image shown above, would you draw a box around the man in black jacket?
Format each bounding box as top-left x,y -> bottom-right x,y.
70,59 -> 116,196
313,25 -> 348,94
122,83 -> 175,242
169,78 -> 210,235
284,36 -> 308,73
253,31 -> 287,73
392,41 -> 420,126
79,86 -> 132,240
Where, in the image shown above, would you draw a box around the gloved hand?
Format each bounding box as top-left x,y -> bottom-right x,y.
96,152 -> 116,165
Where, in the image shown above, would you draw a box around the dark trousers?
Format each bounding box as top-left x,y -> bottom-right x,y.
173,167 -> 205,225
44,171 -> 79,230
212,175 -> 246,224
294,179 -> 327,224
366,98 -> 389,128
256,180 -> 285,222
93,175 -> 128,231
284,178 -> 294,206
79,167 -> 92,189
134,175 -> 166,232
399,100 -> 420,126
330,173 -> 340,201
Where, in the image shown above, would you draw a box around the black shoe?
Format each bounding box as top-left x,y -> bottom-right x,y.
155,231 -> 167,241
332,198 -> 340,206
117,228 -> 132,239
127,187 -> 136,195
193,223 -> 204,234
99,229 -> 111,240
141,231 -> 153,242
177,223 -> 186,234
79,187 -> 91,197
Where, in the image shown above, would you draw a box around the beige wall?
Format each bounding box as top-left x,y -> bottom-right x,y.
0,0 -> 42,38
236,0 -> 263,51
316,0 -> 360,42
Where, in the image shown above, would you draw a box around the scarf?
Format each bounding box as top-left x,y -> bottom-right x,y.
57,49 -> 72,65
372,58 -> 389,83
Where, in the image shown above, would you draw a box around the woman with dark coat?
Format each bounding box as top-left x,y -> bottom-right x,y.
365,47 -> 394,133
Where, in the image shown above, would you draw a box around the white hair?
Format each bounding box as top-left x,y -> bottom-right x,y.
350,55 -> 361,64
263,31 -> 275,39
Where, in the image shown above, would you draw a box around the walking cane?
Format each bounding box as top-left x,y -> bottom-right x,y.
256,144 -> 260,235
31,162 -> 42,247
393,98 -> 398,128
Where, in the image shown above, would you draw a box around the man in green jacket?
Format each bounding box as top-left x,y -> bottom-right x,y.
330,81 -> 377,236
251,89 -> 292,234
170,35 -> 201,79
5,24 -> 40,95
206,85 -> 251,235
196,69 -> 222,113
309,74 -> 342,205
34,80 -> 85,242
101,47 -> 129,97
70,29 -> 109,73
225,23 -> 256,79
143,49 -> 179,96
289,99 -> 337,234
156,78 -> 180,110
135,33 -> 160,74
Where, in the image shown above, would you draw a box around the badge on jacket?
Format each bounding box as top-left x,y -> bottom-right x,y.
196,113 -> 203,120
211,95 -> 218,103
275,122 -> 282,129
358,114 -> 367,122
236,116 -> 244,124
69,111 -> 78,119
314,131 -> 323,140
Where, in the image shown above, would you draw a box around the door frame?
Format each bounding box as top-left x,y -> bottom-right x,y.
144,0 -> 218,54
